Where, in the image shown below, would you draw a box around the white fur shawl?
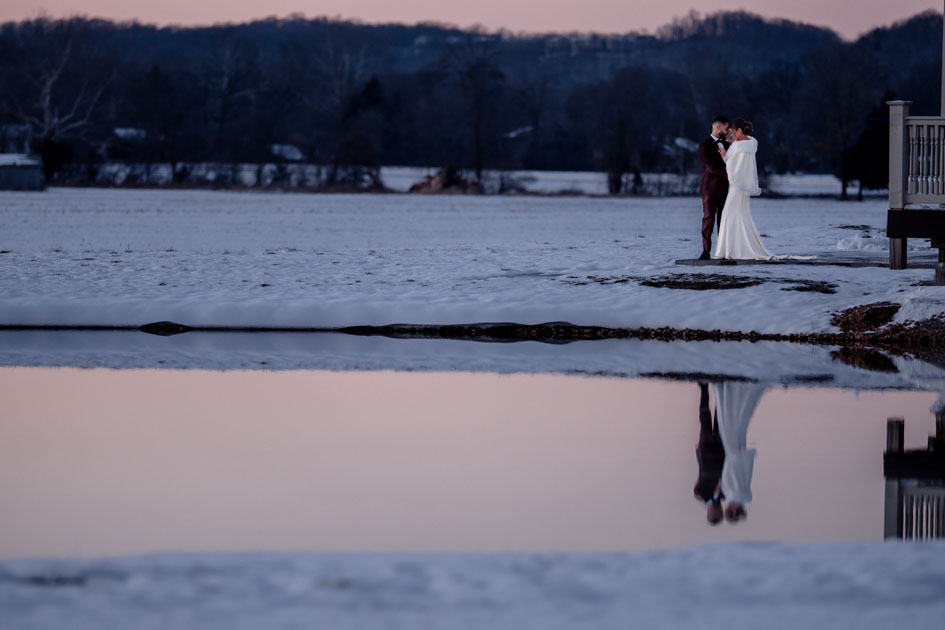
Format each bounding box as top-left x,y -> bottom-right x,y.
724,136 -> 762,197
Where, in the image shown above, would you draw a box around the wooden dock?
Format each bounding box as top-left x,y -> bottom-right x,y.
884,417 -> 945,540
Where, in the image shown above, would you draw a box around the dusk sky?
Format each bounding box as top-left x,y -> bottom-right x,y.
1,1 -> 941,40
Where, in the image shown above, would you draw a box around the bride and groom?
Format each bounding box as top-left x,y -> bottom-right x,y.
695,381 -> 763,525
699,116 -> 799,260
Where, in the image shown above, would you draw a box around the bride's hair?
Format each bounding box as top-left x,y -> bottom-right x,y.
731,118 -> 753,135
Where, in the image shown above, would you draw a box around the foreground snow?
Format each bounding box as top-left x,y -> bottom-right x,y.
2,543 -> 943,630
1,188 -> 941,332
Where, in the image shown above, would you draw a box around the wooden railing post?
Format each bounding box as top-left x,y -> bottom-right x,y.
887,417 -> 905,453
889,100 -> 911,269
884,417 -> 906,539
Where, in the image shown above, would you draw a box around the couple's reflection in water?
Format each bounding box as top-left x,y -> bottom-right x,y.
695,381 -> 764,526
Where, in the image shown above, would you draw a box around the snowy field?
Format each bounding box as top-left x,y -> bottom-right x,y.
0,187 -> 941,332
85,163 -> 872,197
2,543 -> 944,630
381,166 -> 877,197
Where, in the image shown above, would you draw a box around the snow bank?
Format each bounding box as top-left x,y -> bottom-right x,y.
0,153 -> 41,167
2,543 -> 943,630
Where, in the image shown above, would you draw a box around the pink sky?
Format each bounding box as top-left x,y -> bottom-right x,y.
2,1 -> 942,40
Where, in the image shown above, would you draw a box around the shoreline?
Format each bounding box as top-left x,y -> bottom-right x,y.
2,313 -> 942,352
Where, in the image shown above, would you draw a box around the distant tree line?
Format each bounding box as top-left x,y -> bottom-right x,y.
0,10 -> 941,196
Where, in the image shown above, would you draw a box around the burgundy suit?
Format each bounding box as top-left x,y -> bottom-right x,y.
694,382 -> 725,503
699,136 -> 729,253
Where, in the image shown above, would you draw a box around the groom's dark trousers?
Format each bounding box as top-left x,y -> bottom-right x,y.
701,194 -> 725,253
694,382 -> 725,503
699,136 -> 729,253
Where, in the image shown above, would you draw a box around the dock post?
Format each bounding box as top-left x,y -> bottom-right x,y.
888,101 -> 910,270
886,417 -> 904,453
884,418 -> 906,538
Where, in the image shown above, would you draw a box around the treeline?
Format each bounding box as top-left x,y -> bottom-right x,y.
0,9 -> 941,196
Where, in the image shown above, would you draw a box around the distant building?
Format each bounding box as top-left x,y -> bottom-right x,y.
0,154 -> 44,191
270,144 -> 305,162
0,124 -> 31,154
112,127 -> 147,141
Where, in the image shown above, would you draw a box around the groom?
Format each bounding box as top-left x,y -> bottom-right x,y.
698,116 -> 730,260
694,382 -> 725,525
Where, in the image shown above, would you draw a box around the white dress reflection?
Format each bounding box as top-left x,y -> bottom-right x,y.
714,381 -> 765,521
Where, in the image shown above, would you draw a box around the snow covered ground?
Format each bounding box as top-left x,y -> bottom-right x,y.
2,543 -> 943,630
381,167 -> 876,197
81,163 -> 870,197
0,188 -> 940,332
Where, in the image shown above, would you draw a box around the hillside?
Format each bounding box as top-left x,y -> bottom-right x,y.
0,10 -> 940,189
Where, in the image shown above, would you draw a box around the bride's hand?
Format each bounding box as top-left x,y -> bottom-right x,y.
718,147 -> 727,158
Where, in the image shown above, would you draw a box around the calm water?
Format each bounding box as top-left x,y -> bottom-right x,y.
0,367 -> 938,558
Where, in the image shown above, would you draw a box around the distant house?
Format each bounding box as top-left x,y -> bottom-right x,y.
0,124 -> 31,154
0,154 -> 44,191
112,127 -> 147,141
270,144 -> 305,162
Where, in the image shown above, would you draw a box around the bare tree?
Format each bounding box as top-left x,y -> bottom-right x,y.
799,43 -> 881,199
196,29 -> 259,179
285,28 -> 376,185
444,38 -> 506,183
509,71 -> 552,168
1,18 -> 115,176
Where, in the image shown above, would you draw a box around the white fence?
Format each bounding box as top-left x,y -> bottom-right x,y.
890,101 -> 945,206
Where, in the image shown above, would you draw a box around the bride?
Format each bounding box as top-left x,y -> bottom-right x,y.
713,119 -> 778,260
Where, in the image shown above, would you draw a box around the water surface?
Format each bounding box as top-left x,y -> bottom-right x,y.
0,367 -> 937,557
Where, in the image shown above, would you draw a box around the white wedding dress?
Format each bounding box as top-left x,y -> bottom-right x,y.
713,137 -> 784,260
714,382 -> 765,505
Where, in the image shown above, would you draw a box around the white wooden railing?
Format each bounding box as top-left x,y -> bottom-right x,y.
899,485 -> 945,539
887,101 -> 945,269
906,117 -> 945,202
890,102 -> 945,206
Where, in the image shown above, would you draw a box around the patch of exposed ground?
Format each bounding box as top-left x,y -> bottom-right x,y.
638,274 -> 762,290
831,301 -> 901,333
577,275 -> 634,286
874,314 -> 945,363
783,374 -> 836,383
637,274 -> 836,294
830,346 -> 899,373
139,321 -> 195,336
781,279 -> 837,294
637,372 -> 757,382
565,273 -> 837,292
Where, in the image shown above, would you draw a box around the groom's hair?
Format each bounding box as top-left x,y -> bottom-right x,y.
712,115 -> 729,125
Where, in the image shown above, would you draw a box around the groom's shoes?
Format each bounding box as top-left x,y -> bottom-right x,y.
698,251 -> 711,261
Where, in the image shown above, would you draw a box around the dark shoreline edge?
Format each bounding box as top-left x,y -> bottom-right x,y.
1,317 -> 942,352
